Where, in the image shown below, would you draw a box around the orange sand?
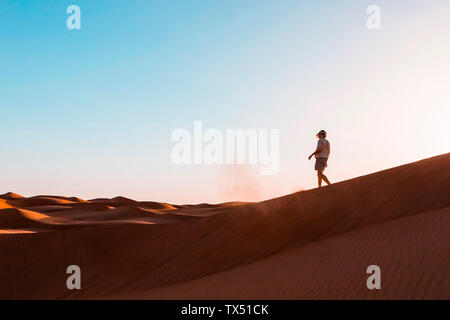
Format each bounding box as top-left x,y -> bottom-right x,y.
0,153 -> 449,299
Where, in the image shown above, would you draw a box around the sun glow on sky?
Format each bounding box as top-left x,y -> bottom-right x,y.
1,0 -> 449,203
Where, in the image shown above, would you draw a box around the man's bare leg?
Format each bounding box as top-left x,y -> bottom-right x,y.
317,171 -> 322,188
320,171 -> 331,186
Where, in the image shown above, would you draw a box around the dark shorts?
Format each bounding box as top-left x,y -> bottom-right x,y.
315,158 -> 327,171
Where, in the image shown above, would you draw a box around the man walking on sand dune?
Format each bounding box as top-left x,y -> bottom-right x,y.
308,130 -> 331,188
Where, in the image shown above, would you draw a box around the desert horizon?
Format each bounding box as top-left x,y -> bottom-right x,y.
1,153 -> 449,299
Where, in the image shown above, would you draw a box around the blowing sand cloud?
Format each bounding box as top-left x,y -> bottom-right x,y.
217,165 -> 262,202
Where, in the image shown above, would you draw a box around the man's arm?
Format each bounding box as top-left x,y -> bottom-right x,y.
308,141 -> 323,160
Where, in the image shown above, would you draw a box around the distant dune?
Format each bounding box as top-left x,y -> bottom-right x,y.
0,153 -> 449,299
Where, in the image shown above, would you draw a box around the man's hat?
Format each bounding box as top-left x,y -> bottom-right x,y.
316,130 -> 326,138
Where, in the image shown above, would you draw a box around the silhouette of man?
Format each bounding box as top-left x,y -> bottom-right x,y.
308,130 -> 331,188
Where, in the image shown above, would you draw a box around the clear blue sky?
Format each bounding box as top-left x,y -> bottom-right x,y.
1,1 -> 449,203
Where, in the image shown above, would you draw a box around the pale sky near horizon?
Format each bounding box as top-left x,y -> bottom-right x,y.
1,1 -> 449,204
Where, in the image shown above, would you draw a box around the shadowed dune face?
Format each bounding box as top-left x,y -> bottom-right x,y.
119,206 -> 450,300
0,153 -> 449,299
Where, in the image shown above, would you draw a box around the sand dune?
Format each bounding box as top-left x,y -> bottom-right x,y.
0,153 -> 449,299
0,208 -> 71,229
0,192 -> 24,200
0,199 -> 13,209
127,206 -> 449,300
